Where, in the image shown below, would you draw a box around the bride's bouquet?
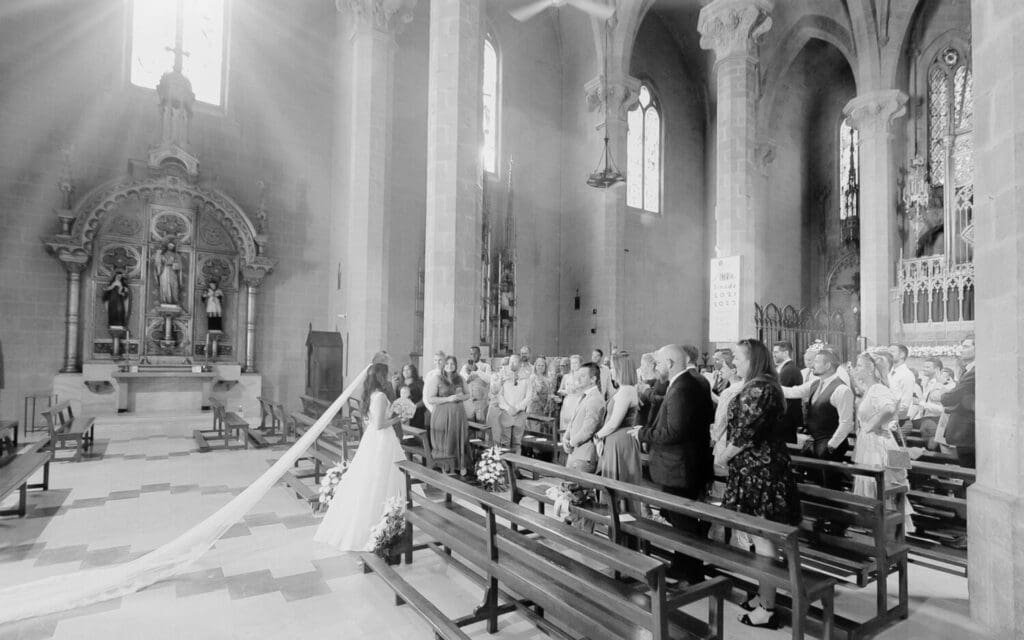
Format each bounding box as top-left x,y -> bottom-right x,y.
389,397 -> 416,423
315,460 -> 349,513
365,496 -> 408,560
475,446 -> 508,492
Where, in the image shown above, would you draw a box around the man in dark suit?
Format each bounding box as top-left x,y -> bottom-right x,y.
632,343 -> 714,583
772,341 -> 803,443
942,335 -> 976,469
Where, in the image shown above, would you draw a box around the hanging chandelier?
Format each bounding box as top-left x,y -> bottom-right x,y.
587,136 -> 625,188
587,18 -> 624,189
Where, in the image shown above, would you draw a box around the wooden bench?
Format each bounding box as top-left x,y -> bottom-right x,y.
39,402 -> 95,462
503,454 -> 835,640
0,451 -> 52,517
360,551 -> 472,640
398,460 -> 730,640
904,460 -> 973,575
787,455 -> 909,638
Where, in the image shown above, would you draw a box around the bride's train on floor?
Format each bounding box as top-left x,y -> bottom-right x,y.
0,365 -> 370,625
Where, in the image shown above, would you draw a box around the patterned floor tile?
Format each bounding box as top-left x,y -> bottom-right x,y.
225,569 -> 278,600
242,512 -> 279,527
78,545 -> 133,569
171,567 -> 228,599
220,523 -> 251,539
140,483 -> 171,493
274,570 -> 332,602
33,545 -> 89,567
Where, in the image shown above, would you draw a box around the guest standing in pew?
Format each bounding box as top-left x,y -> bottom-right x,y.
941,334 -> 976,469
637,352 -> 667,429
558,354 -> 584,434
528,356 -> 555,416
782,348 -> 855,492
486,355 -> 533,454
460,345 -> 492,422
401,364 -> 428,429
421,350 -> 447,426
315,362 -> 405,551
714,339 -> 801,630
425,356 -> 471,475
913,358 -> 953,450
631,344 -> 714,585
594,352 -> 642,486
772,341 -> 803,443
851,352 -> 916,531
561,362 -> 605,473
888,344 -> 917,437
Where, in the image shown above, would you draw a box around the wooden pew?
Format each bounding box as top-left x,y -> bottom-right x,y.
787,455 -> 909,638
502,454 -> 835,640
39,402 -> 95,462
904,460 -> 973,575
0,451 -> 52,517
398,460 -> 730,640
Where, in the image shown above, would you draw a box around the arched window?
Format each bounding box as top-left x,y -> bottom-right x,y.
130,0 -> 228,107
482,34 -> 499,174
927,45 -> 973,263
839,118 -> 860,219
627,83 -> 661,214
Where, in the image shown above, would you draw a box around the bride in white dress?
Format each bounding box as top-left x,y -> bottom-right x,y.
314,363 -> 407,551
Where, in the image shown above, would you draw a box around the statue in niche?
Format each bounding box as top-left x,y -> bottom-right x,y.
202,279 -> 224,331
153,239 -> 183,306
102,271 -> 131,328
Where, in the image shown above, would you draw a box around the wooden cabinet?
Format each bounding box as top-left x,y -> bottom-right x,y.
305,327 -> 344,401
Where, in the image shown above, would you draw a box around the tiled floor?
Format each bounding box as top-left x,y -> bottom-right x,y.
0,413 -> 993,639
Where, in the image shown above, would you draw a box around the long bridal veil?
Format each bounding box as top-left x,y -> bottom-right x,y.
0,364 -> 369,625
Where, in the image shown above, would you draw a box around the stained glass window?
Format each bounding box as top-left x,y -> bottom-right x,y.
626,83 -> 661,214
839,118 -> 859,221
926,46 -> 974,263
482,35 -> 498,174
130,0 -> 227,106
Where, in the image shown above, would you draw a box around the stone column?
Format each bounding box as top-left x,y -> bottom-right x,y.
584,75 -> 639,351
422,0 -> 482,359
843,89 -> 907,347
240,261 -> 273,373
698,0 -> 773,340
45,244 -> 89,373
335,0 -> 415,368
967,2 -> 1024,636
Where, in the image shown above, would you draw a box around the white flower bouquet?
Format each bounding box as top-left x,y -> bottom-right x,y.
365,496 -> 408,560
315,460 -> 349,513
908,344 -> 962,358
475,446 -> 508,492
389,397 -> 417,423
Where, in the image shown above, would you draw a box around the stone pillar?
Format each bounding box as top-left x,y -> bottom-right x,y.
698,0 -> 773,340
422,0 -> 482,358
240,261 -> 273,373
843,89 -> 907,347
335,0 -> 415,368
45,245 -> 89,373
967,2 -> 1024,636
584,75 -> 639,351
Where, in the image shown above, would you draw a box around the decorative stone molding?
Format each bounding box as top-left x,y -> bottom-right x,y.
698,0 -> 773,61
44,239 -> 90,273
584,75 -> 641,120
338,0 -> 417,34
843,90 -> 908,139
148,71 -> 199,179
240,259 -> 275,289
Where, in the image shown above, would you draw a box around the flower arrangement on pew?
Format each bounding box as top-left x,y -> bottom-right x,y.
366,496 -> 408,561
475,446 -> 508,492
316,460 -> 349,513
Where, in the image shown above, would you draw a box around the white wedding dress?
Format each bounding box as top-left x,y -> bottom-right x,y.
314,390 -> 407,551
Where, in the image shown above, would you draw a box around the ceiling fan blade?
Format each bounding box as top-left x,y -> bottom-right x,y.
566,0 -> 615,21
509,0 -> 553,22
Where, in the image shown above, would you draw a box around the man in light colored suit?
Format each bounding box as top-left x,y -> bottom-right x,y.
562,362 -> 605,473
486,355 -> 533,453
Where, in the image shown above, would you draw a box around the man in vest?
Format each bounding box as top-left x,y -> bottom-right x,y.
782,348 -> 855,511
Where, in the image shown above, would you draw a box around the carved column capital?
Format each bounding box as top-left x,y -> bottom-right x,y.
44,239 -> 90,273
240,258 -> 275,289
338,0 -> 417,34
585,75 -> 641,120
843,89 -> 908,139
698,0 -> 773,61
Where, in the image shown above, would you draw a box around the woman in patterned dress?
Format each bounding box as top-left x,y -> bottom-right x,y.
528,356 -> 556,416
715,338 -> 801,630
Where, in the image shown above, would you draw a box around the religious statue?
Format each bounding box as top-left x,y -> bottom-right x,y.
202,279 -> 224,331
102,271 -> 131,328
153,240 -> 183,306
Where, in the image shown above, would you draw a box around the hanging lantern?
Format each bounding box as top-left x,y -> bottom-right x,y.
586,136 -> 625,188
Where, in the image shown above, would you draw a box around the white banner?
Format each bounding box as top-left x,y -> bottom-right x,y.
709,256 -> 741,344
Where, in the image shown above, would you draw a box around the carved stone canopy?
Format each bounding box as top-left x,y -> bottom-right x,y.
585,75 -> 641,120
698,0 -> 774,60
338,0 -> 417,34
843,89 -> 908,139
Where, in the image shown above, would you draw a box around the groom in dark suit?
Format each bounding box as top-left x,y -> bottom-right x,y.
633,344 -> 714,583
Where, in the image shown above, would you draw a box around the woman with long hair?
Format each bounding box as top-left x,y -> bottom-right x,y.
425,356 -> 471,474
715,339 -> 801,630
401,363 -> 427,428
851,351 -> 916,530
594,351 -> 643,487
314,362 -> 405,552
528,356 -> 555,416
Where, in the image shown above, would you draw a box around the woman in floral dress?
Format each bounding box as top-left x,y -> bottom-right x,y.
715,338 -> 800,630
528,356 -> 555,416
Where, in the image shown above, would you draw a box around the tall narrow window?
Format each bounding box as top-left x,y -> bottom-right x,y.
482,35 -> 498,174
130,0 -> 227,107
627,83 -> 661,214
927,46 -> 974,264
839,118 -> 860,221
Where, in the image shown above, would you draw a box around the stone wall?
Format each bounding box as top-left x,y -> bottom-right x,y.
0,0 -> 335,418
